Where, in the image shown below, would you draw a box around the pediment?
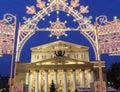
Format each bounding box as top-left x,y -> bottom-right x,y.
31,40 -> 89,52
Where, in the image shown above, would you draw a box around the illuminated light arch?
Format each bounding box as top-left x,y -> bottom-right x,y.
16,0 -> 97,61
80,31 -> 97,59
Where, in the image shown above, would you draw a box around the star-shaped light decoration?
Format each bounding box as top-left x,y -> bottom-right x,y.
49,18 -> 67,39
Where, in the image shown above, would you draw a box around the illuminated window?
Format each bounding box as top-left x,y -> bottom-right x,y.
42,55 -> 46,59
74,54 -> 78,59
37,55 -> 39,59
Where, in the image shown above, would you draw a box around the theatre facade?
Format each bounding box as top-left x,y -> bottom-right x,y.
15,40 -> 106,92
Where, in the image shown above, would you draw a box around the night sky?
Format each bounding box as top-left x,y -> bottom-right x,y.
0,0 -> 120,77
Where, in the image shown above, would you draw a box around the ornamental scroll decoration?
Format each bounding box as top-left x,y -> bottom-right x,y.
96,15 -> 120,55
0,13 -> 16,56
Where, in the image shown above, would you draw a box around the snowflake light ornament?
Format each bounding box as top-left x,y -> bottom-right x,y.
49,19 -> 67,39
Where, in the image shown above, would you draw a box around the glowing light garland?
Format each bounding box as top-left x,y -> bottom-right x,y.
0,13 -> 16,56
0,0 -> 115,60
96,15 -> 120,55
25,0 -> 90,39
13,0 -> 120,60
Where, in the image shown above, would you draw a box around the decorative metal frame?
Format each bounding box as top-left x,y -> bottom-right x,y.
16,0 -> 96,61
15,0 -> 120,61
96,15 -> 120,56
0,13 -> 16,56
0,13 -> 16,89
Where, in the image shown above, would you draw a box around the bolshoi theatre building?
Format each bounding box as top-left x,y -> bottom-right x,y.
15,40 -> 106,92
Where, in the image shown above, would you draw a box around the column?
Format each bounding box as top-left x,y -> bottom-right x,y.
63,70 -> 67,92
39,71 -> 41,92
45,70 -> 48,92
90,70 -> 94,83
54,70 -> 57,88
35,70 -> 39,92
25,71 -> 30,85
80,69 -> 85,88
29,71 -> 32,92
73,69 -> 76,91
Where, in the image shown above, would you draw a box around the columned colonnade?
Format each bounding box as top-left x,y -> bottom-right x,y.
25,69 -> 94,92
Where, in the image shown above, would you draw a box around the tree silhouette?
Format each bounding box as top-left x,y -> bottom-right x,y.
107,62 -> 120,89
50,80 -> 56,92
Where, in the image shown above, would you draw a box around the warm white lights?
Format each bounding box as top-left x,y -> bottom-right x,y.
0,13 -> 16,55
15,0 -> 120,60
96,15 -> 120,55
25,0 -> 90,39
49,19 -> 67,39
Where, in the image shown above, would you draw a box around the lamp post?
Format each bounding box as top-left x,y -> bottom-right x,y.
95,23 -> 104,92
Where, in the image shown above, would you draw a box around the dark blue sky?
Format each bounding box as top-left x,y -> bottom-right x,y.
0,0 -> 120,77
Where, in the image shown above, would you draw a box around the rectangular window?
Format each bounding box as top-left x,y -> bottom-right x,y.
37,55 -> 39,59
42,55 -> 46,59
74,54 -> 78,59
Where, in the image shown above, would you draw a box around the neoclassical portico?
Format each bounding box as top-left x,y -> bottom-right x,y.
15,40 -> 106,92
25,69 -> 94,92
